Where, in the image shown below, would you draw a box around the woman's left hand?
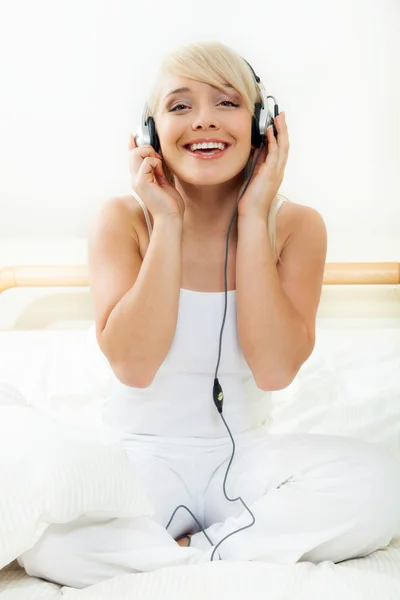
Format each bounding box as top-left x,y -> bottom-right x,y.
237,111 -> 289,219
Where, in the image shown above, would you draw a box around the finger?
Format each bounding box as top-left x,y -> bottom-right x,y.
275,112 -> 285,129
265,125 -> 278,156
254,145 -> 267,170
132,145 -> 160,159
140,155 -> 159,173
151,158 -> 168,186
128,134 -> 159,159
275,113 -> 289,143
139,157 -> 166,185
275,112 -> 290,166
128,133 -> 137,151
129,145 -> 160,175
248,145 -> 267,179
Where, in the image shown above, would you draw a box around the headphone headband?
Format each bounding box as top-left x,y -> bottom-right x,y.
242,59 -> 260,84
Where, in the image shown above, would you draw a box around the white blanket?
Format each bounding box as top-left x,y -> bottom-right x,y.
0,386 -> 152,571
0,321 -> 399,598
2,543 -> 400,599
61,558 -> 400,600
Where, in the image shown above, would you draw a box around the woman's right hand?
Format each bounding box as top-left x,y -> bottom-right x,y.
128,134 -> 185,220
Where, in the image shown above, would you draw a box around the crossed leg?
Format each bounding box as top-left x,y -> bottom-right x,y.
190,432 -> 400,564
18,444 -> 205,588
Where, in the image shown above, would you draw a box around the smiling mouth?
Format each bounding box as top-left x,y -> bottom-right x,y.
183,144 -> 231,160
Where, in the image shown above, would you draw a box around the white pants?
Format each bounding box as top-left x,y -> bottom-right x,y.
18,427 -> 400,588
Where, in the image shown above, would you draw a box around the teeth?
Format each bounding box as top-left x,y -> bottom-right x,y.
188,142 -> 227,152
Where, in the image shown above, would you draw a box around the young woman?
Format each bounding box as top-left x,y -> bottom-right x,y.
18,41 -> 400,589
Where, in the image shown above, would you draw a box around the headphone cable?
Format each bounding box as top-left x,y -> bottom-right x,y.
165,140 -> 266,559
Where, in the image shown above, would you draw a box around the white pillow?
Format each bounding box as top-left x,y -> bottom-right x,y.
268,323 -> 400,461
0,327 -> 113,429
0,384 -> 152,570
28,325 -> 113,428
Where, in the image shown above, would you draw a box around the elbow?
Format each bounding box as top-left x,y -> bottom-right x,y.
112,360 -> 155,388
255,370 -> 296,392
255,347 -> 315,392
98,330 -> 155,388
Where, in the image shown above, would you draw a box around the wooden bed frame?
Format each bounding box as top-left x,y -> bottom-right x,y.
0,263 -> 399,293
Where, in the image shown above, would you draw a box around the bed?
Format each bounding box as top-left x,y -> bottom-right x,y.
0,263 -> 399,599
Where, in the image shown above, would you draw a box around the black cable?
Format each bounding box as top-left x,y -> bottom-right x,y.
213,140 -> 265,380
165,504 -> 214,547
210,413 -> 256,561
166,140 -> 266,558
209,140 -> 264,561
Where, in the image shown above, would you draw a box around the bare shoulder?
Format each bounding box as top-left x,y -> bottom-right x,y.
278,198 -> 325,225
89,195 -> 143,243
97,194 -> 141,222
277,199 -> 326,251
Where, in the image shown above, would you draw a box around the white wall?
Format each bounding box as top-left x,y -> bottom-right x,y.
0,0 -> 399,266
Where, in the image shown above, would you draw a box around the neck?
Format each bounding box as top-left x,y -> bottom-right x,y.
174,174 -> 243,239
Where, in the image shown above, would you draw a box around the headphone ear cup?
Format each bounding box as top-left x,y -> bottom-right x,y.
251,102 -> 263,147
147,116 -> 160,153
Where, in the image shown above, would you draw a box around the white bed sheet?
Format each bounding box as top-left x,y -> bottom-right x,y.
0,560 -> 61,598
1,539 -> 400,599
0,320 -> 399,599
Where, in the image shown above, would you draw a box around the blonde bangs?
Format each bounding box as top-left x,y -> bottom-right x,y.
148,41 -> 260,118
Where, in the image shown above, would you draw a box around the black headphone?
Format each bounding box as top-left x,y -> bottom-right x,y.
135,58 -> 279,152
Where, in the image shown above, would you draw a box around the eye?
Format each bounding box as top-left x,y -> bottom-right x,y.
219,100 -> 240,107
169,103 -> 189,112
169,100 -> 240,112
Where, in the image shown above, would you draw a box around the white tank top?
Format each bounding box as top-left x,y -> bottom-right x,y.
103,196 -> 287,439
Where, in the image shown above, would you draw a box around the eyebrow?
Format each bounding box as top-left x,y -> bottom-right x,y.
163,83 -> 234,102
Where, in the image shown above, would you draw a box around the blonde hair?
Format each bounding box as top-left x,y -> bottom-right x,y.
146,40 -> 289,262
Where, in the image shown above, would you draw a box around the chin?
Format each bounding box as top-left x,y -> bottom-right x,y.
173,164 -> 245,187
181,173 -> 239,187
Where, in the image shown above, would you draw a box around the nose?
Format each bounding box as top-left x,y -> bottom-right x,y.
191,106 -> 220,132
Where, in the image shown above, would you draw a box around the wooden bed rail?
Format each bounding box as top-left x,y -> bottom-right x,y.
0,263 -> 399,293
0,266 -> 88,292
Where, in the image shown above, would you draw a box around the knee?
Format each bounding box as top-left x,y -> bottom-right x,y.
353,444 -> 400,541
375,451 -> 400,534
18,524 -> 88,588
18,539 -> 65,587
302,443 -> 400,564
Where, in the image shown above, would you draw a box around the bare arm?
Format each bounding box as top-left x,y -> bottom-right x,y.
236,206 -> 327,391
88,198 -> 183,387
